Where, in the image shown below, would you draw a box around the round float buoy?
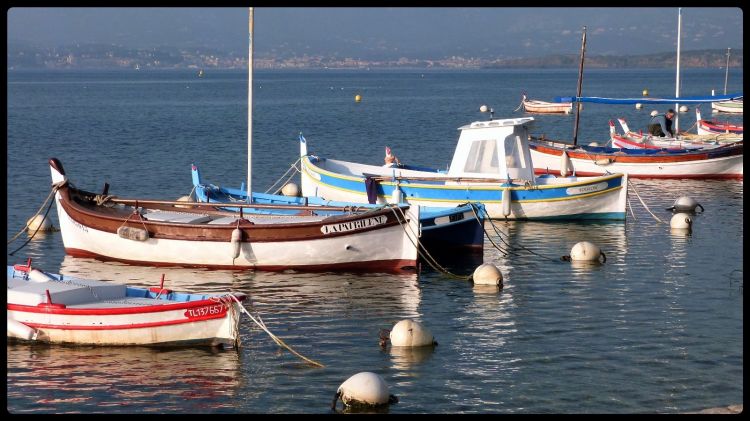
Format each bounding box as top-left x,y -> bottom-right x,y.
332,372 -> 397,410
679,105 -> 689,113
389,320 -> 435,347
355,94 -> 362,102
472,263 -> 503,286
670,212 -> 693,231
650,110 -> 659,117
175,195 -> 194,209
635,103 -> 643,110
589,141 -> 599,147
26,215 -> 52,232
281,182 -> 300,197
479,105 -> 488,113
568,241 -> 606,264
642,89 -> 649,96
231,228 -> 242,259
666,196 -> 704,213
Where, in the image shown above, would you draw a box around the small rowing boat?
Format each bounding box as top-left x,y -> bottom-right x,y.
7,261 -> 245,348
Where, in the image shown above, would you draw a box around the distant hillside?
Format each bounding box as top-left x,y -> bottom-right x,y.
485,49 -> 743,69
6,41 -> 743,70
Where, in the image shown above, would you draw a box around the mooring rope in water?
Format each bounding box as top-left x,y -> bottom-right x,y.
471,205 -> 564,263
7,183 -> 62,246
8,182 -> 67,255
264,157 -> 302,194
468,204 -> 523,258
627,195 -> 637,220
389,206 -> 471,280
227,293 -> 325,368
627,179 -> 665,224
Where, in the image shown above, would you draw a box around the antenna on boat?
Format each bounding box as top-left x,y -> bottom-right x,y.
572,26 -> 586,146
247,7 -> 254,203
674,8 -> 682,134
723,47 -> 731,95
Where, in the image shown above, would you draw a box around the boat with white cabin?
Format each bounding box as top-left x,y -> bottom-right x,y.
299,117 -> 628,220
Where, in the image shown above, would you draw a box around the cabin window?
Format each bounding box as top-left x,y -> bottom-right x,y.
504,135 -> 527,170
463,139 -> 498,174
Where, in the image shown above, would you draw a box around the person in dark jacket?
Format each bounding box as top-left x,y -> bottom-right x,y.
648,109 -> 675,137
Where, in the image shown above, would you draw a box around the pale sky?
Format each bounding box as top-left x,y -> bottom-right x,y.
7,7 -> 744,59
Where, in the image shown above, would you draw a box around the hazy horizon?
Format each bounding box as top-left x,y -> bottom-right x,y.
7,7 -> 744,60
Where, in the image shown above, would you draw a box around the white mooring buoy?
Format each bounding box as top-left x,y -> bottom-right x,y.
670,212 -> 693,232
332,372 -> 397,410
679,105 -> 689,113
26,215 -> 52,232
635,103 -> 643,110
389,320 -> 435,347
568,241 -> 606,264
666,196 -> 703,213
281,182 -> 300,197
650,110 -> 659,117
472,263 -> 504,286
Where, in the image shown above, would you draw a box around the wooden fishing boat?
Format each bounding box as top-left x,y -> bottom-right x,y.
49,158 -> 421,272
7,261 -> 245,347
190,165 -> 486,254
696,107 -> 743,135
529,135 -> 743,179
298,117 -> 629,221
521,94 -> 572,114
711,99 -> 743,114
608,118 -> 739,151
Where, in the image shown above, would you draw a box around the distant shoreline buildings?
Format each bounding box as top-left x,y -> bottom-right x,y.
6,43 -> 743,71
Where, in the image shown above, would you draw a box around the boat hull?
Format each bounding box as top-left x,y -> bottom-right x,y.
7,266 -> 244,347
711,100 -> 743,114
191,166 -> 485,252
523,100 -> 572,114
51,160 -> 420,273
529,139 -> 743,179
301,157 -> 627,221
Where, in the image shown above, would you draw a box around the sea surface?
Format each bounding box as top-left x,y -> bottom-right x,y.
6,68 -> 743,413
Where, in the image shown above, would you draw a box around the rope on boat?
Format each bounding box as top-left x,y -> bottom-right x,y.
8,181 -> 67,255
627,179 -> 665,224
227,293 -> 325,368
471,205 -> 563,263
264,157 -> 302,194
389,206 -> 471,280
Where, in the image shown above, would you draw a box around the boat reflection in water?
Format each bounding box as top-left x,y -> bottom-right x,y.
6,342 -> 244,412
59,256 -> 423,317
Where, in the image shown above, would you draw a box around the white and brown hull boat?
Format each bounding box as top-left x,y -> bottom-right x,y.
49,158 -> 420,272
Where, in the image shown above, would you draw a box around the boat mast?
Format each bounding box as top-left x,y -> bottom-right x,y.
247,7 -> 254,203
723,47 -> 731,94
674,8 -> 681,134
572,26 -> 586,146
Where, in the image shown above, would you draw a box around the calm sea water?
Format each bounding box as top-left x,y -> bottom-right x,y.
6,68 -> 743,413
